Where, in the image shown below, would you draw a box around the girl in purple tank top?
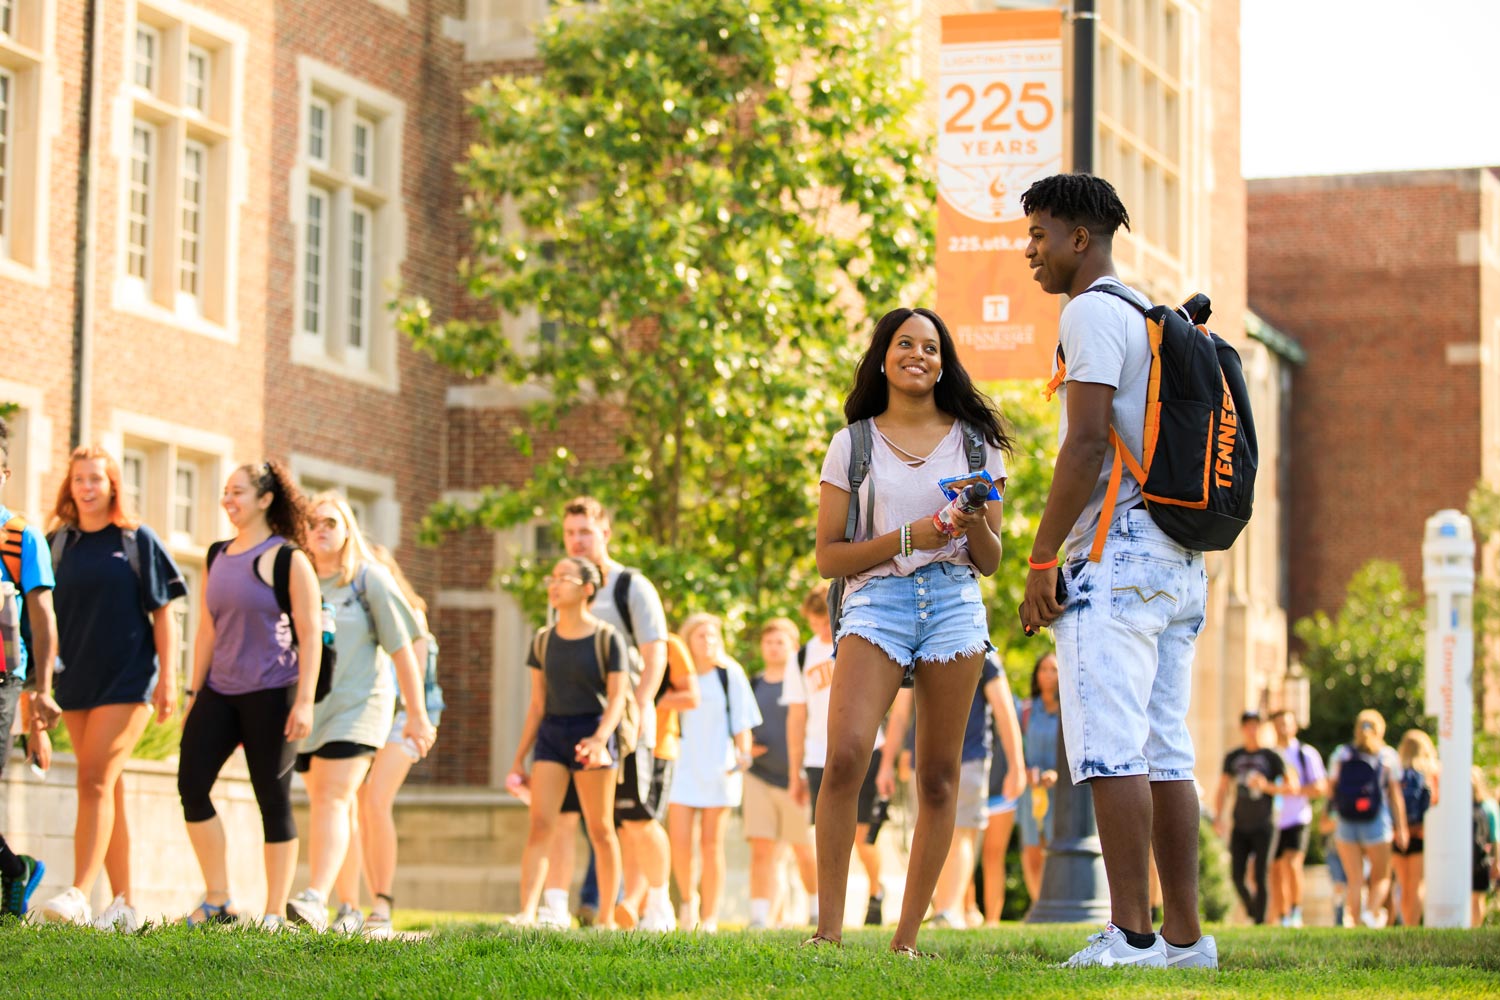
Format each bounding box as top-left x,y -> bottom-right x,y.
177,461 -> 321,931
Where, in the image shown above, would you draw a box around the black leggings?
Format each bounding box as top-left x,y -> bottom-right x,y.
1229,825 -> 1273,924
178,684 -> 299,844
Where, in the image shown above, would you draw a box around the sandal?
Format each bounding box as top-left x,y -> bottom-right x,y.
801,934 -> 842,948
890,944 -> 937,959
184,898 -> 237,927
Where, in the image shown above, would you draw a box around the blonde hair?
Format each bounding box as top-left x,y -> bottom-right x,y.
801,581 -> 830,620
1352,708 -> 1386,755
309,491 -> 376,587
1397,729 -> 1438,778
1474,767 -> 1493,804
679,612 -> 746,674
759,617 -> 801,643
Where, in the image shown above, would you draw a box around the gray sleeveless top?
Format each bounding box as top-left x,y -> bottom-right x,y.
204,535 -> 299,695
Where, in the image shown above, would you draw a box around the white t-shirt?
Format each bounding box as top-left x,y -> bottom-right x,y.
667,660 -> 762,808
780,635 -> 884,769
819,419 -> 1007,598
1055,276 -> 1152,557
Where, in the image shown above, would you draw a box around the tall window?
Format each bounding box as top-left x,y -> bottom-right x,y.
118,7 -> 244,330
121,449 -> 146,515
127,124 -> 153,281
179,141 -> 205,300
292,67 -> 405,383
303,188 -> 329,337
0,1 -> 12,36
134,24 -> 158,93
185,46 -> 210,114
172,462 -> 196,536
1,2 -> 47,271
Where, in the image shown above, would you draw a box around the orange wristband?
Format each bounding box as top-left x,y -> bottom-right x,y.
1027,556 -> 1059,571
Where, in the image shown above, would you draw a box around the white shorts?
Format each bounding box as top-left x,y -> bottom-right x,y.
1053,509 -> 1207,785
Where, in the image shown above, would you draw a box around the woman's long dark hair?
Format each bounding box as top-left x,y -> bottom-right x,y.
843,307 -> 1012,452
1030,650 -> 1057,699
238,460 -> 312,552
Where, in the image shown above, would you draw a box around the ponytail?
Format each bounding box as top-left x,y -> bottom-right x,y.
239,460 -> 312,551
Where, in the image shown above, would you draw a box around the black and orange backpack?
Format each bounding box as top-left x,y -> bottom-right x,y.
1046,285 -> 1257,561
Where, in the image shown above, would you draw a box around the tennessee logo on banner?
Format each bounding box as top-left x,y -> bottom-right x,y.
937,10 -> 1063,381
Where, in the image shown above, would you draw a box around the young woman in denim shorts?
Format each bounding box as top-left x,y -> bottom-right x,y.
808,307 -> 1009,955
508,556 -> 629,929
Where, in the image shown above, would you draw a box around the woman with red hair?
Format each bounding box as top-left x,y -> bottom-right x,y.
36,446 -> 187,930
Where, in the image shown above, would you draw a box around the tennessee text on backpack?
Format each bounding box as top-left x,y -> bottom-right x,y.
1045,285 -> 1258,561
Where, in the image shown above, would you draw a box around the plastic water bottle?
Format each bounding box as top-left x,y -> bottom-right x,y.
933,481 -> 991,537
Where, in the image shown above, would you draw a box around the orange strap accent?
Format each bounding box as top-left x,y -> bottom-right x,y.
1043,345 -> 1066,401
0,516 -> 26,588
1088,430 -> 1149,563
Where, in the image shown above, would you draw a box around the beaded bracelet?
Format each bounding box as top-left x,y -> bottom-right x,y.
900,522 -> 912,558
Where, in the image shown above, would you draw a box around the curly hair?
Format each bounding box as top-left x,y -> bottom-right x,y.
1019,173 -> 1132,238
236,460 -> 312,552
844,307 -> 1012,452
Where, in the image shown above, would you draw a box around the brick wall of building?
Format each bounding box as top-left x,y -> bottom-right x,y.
1248,170 -> 1486,628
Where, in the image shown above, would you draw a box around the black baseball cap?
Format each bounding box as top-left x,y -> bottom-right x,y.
1240,709 -> 1262,723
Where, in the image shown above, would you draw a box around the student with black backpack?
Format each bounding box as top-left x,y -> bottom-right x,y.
1017,174 -> 1233,969
1392,729 -> 1439,928
1328,709 -> 1409,929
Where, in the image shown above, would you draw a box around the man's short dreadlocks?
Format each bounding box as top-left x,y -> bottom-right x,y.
1020,173 -> 1131,238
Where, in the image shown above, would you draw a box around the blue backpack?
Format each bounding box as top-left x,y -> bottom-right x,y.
1334,751 -> 1384,822
1400,768 -> 1432,825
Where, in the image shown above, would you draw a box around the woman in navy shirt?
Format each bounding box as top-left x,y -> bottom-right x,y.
37,447 -> 186,931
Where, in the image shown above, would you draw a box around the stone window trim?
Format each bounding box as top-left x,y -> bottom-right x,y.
289,452 -> 401,552
111,0 -> 249,341
289,56 -> 408,393
0,0 -> 62,284
0,378 -> 55,518
100,410 -> 234,557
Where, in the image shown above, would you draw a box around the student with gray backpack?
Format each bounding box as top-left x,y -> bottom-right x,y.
1328,709 -> 1409,928
283,493 -> 435,933
37,446 -> 186,931
809,306 -> 1009,956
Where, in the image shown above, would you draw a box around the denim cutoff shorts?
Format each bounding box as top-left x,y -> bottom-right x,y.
1336,807 -> 1393,846
834,561 -> 992,684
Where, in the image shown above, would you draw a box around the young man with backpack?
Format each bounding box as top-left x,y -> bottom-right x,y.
1017,174 -> 1232,969
1269,710 -> 1326,927
1212,710 -> 1298,925
0,420 -> 61,919
541,497 -> 697,932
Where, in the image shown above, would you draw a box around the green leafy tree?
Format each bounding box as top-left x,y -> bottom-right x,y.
1293,560 -> 1427,756
397,0 -> 934,636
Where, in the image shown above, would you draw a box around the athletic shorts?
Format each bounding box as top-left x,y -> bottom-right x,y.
1053,509 -> 1207,785
742,771 -> 812,845
806,754 -> 881,826
1274,823 -> 1309,858
954,758 -> 991,830
295,740 -> 378,773
834,563 -> 992,685
535,714 -> 617,773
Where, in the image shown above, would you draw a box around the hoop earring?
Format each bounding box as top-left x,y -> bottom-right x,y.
936,369 -> 943,382
880,363 -> 885,374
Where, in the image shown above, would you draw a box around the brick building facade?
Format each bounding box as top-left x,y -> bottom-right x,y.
1248,167 -> 1500,724
3,0 -> 1279,807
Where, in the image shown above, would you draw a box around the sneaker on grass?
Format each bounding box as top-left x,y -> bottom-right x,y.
330,903 -> 365,935
183,898 -> 237,927
40,886 -> 92,925
637,896 -> 676,933
1060,923 -> 1167,969
93,895 -> 141,933
258,914 -> 289,933
1,856 -> 45,920
1163,935 -> 1218,970
286,888 -> 329,932
864,894 -> 883,927
364,911 -> 394,939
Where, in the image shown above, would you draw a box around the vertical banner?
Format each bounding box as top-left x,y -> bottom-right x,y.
937,10 -> 1063,381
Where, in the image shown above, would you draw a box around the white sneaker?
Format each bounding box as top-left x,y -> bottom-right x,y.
699,918 -> 718,934
259,913 -> 289,933
286,888 -> 328,932
1285,907 -> 1303,929
40,886 -> 92,926
1361,909 -> 1387,929
364,911 -> 394,939
637,896 -> 677,933
1060,924 -> 1168,969
1163,934 -> 1219,969
330,903 -> 365,935
536,902 -> 571,929
92,895 -> 140,933
677,896 -> 700,932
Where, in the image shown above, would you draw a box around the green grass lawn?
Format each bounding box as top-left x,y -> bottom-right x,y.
1,921 -> 1496,999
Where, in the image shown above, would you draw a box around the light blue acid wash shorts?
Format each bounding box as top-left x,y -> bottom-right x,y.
1336,807 -> 1394,846
1052,508 -> 1208,786
834,561 -> 992,684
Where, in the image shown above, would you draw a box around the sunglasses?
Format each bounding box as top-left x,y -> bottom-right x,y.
310,517 -> 341,531
546,574 -> 585,586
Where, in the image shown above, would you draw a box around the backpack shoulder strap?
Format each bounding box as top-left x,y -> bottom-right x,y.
351,564 -> 374,624
960,421 -> 985,473
272,543 -> 295,618
844,419 -> 875,543
1,515 -> 28,587
533,625 -> 553,671
119,527 -> 155,624
49,525 -> 80,572
611,570 -> 636,645
206,539 -> 229,574
1077,281 -> 1151,314
716,666 -> 732,734
796,643 -> 807,670
594,622 -> 614,684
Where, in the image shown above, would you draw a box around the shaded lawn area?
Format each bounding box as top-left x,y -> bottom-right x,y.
1,922 -> 1496,998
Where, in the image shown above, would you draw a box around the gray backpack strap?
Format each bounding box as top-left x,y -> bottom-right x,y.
844,419 -> 875,543
49,526 -> 78,571
960,421 -> 985,473
351,564 -> 374,625
120,527 -> 154,624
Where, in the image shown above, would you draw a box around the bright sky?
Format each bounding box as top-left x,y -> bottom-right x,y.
1241,0 -> 1500,178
